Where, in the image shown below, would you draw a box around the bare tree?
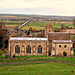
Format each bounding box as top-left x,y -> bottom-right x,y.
0,21 -> 5,29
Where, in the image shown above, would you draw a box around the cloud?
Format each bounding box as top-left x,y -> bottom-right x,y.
0,7 -> 75,16
0,0 -> 74,9
0,0 -> 75,16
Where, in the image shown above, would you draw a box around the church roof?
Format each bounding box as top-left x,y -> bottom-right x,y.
10,37 -> 48,41
53,40 -> 72,43
48,32 -> 71,41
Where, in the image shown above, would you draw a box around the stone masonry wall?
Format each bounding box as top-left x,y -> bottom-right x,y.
9,40 -> 47,56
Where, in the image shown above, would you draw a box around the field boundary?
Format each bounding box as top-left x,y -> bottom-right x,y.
0,58 -> 75,66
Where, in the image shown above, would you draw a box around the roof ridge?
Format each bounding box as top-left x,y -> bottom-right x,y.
48,32 -> 70,33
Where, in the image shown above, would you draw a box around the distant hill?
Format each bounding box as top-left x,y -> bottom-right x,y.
0,14 -> 75,21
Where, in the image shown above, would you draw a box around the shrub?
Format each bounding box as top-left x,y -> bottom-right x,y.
74,48 -> 75,52
63,51 -> 67,56
27,30 -> 30,35
74,53 -> 75,56
0,53 -> 1,56
13,54 -> 15,58
32,28 -> 37,32
29,27 -> 32,31
57,53 -> 61,57
5,55 -> 8,58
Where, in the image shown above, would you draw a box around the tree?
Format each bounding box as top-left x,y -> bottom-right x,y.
61,24 -> 65,29
63,51 -> 67,56
27,30 -> 30,35
0,21 -> 5,30
54,28 -> 60,32
32,28 -> 37,32
0,21 -> 8,50
0,25 -> 2,35
25,31 -> 27,33
0,35 -> 3,49
29,27 -> 32,31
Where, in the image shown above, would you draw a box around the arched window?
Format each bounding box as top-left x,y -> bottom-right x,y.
38,45 -> 42,53
15,45 -> 20,53
26,45 -> 31,53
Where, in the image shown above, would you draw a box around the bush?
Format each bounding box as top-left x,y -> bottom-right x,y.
74,53 -> 75,56
63,51 -> 67,56
13,54 -> 15,58
5,55 -> 8,58
74,48 -> 75,52
0,53 -> 1,56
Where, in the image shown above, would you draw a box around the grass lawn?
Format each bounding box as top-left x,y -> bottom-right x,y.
0,55 -> 50,60
0,63 -> 75,75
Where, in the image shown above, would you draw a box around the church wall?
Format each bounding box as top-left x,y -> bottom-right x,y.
51,43 -> 74,56
45,29 -> 53,37
9,40 -> 47,56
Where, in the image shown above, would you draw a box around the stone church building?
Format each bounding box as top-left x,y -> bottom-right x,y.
9,22 -> 74,56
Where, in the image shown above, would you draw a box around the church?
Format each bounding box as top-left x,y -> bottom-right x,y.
8,22 -> 74,56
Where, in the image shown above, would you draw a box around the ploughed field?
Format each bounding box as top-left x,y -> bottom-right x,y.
0,63 -> 75,75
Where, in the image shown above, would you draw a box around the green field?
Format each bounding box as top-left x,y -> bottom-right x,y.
0,16 -> 74,30
22,21 -> 74,30
0,63 -> 75,75
3,20 -> 25,25
0,17 -> 31,25
0,55 -> 75,75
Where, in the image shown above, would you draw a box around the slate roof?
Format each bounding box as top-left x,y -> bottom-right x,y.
48,32 -> 71,41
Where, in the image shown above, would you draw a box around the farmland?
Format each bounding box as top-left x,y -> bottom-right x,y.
0,15 -> 32,29
0,15 -> 74,30
0,15 -> 74,39
22,21 -> 74,30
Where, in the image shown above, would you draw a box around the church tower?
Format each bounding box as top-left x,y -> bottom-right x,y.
45,22 -> 54,37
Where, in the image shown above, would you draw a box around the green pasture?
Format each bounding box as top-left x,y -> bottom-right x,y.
0,63 -> 75,75
0,17 -> 31,25
3,20 -> 25,25
22,21 -> 74,30
0,17 -> 31,21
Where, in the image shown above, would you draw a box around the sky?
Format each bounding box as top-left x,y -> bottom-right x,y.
0,0 -> 75,16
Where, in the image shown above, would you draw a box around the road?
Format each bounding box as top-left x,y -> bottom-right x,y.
18,20 -> 31,29
11,20 -> 31,32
